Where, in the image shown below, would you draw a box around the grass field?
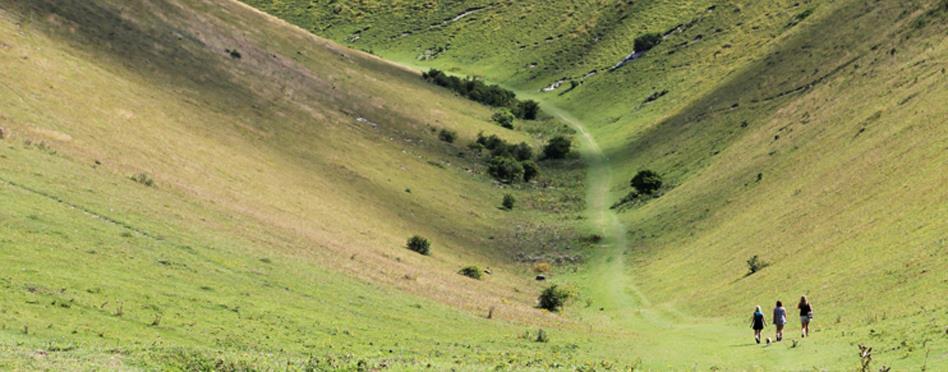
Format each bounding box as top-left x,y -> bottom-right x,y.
2,0 -> 946,369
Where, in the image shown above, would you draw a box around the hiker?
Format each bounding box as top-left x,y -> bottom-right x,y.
772,300 -> 787,341
798,295 -> 813,337
751,305 -> 765,344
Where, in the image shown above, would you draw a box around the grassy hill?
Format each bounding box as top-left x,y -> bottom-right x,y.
2,0 -> 945,369
243,0 -> 947,369
0,0 -> 597,369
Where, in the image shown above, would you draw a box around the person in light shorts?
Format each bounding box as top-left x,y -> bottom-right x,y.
772,300 -> 787,342
797,295 -> 813,337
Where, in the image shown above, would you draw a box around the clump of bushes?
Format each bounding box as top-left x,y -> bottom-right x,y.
612,170 -> 665,209
746,255 -> 770,275
541,136 -> 572,160
630,170 -> 663,195
522,160 -> 539,182
422,69 -> 541,119
538,285 -> 570,312
438,128 -> 457,143
130,172 -> 155,187
475,133 -> 540,183
458,266 -> 482,280
487,156 -> 524,183
491,110 -> 515,129
512,100 -> 540,120
633,32 -> 663,53
406,235 -> 431,256
502,194 -> 515,210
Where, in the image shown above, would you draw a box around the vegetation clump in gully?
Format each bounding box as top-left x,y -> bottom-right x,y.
423,69 -> 540,119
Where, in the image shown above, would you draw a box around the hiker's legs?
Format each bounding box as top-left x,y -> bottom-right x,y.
776,324 -> 784,341
754,329 -> 761,343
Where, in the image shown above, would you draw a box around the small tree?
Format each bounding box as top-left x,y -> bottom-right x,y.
633,32 -> 663,53
502,194 -> 515,210
407,235 -> 431,256
542,136 -> 572,159
458,266 -> 482,280
491,110 -> 515,129
522,160 -> 540,182
511,142 -> 533,161
438,129 -> 457,143
538,285 -> 570,312
630,170 -> 663,195
487,156 -> 524,183
514,100 -> 541,120
746,255 -> 770,275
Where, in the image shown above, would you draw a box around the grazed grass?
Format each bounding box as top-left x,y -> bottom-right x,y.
253,0 -> 948,369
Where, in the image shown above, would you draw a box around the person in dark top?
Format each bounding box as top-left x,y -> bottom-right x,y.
798,295 -> 813,337
751,305 -> 765,344
773,300 -> 787,342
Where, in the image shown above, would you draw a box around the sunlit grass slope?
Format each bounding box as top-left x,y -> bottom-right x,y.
0,0 -> 599,368
251,0 -> 947,368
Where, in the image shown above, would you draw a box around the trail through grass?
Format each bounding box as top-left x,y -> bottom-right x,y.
538,99 -> 799,368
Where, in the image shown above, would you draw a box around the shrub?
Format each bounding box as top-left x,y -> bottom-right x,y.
438,129 -> 457,143
487,156 -> 524,183
542,136 -> 572,159
406,235 -> 431,256
458,266 -> 482,280
476,133 -> 507,151
630,170 -> 663,195
633,32 -> 663,53
511,142 -> 533,161
746,255 -> 770,275
535,329 -> 549,343
130,172 -> 155,187
491,110 -> 515,129
522,160 -> 540,182
513,100 -> 541,120
502,194 -> 515,210
538,285 -> 570,312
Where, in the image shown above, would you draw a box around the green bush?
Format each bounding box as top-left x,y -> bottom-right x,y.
406,235 -> 431,256
476,132 -> 507,151
538,285 -> 570,312
522,160 -> 540,182
130,172 -> 155,187
511,142 -> 533,161
438,128 -> 457,143
630,170 -> 663,195
491,110 -> 515,129
535,329 -> 549,343
487,156 -> 524,183
634,32 -> 663,52
542,136 -> 572,159
458,266 -> 482,280
502,194 -> 515,210
513,100 -> 541,120
746,255 -> 770,275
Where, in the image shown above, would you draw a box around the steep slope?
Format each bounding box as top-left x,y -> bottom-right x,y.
250,0 -> 948,368
0,0 -> 591,368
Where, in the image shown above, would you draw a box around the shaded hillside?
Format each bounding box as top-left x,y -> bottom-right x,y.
0,0 -> 591,368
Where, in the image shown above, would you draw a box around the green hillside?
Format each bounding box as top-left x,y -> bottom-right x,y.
2,0 -> 946,369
